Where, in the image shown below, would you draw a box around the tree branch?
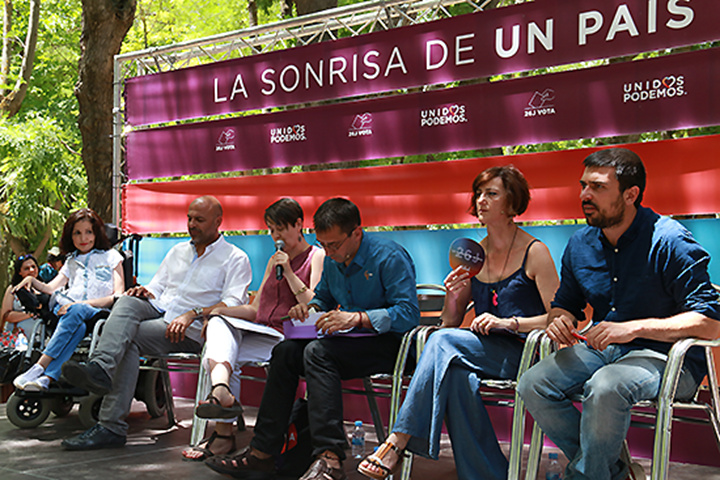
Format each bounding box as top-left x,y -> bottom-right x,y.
0,0 -> 40,117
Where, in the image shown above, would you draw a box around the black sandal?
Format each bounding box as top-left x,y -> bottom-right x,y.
205,446 -> 276,479
181,430 -> 237,462
196,383 -> 244,419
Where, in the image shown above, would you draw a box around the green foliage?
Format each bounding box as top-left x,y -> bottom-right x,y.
0,115 -> 86,250
2,0 -> 82,127
123,0 -> 286,52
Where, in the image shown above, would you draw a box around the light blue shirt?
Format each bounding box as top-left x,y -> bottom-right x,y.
311,232 -> 419,335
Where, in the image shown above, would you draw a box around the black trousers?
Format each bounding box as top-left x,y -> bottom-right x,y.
250,333 -> 401,460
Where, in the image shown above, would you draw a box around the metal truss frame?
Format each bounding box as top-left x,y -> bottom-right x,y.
112,0 -> 513,224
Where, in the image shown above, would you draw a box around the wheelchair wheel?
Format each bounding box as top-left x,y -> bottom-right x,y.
6,392 -> 51,429
51,396 -> 74,417
78,394 -> 103,428
138,365 -> 167,418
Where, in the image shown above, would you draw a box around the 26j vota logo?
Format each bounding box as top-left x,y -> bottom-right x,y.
524,89 -> 555,118
623,75 -> 686,103
216,128 -> 236,151
349,113 -> 373,137
420,104 -> 467,127
270,124 -> 307,144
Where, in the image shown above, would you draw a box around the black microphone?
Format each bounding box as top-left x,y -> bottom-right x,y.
275,239 -> 285,280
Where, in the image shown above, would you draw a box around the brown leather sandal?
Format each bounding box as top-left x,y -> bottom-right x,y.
357,439 -> 404,480
204,446 -> 276,479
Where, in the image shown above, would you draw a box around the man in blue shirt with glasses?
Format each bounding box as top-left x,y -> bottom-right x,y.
206,197 -> 419,480
518,148 -> 720,480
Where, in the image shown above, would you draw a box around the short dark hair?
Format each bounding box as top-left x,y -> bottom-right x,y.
11,254 -> 39,286
59,208 -> 111,256
583,148 -> 646,207
313,198 -> 361,235
264,198 -> 304,228
469,165 -> 531,217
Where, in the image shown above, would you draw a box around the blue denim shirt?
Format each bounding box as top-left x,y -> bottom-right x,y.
311,232 -> 420,335
552,206 -> 720,382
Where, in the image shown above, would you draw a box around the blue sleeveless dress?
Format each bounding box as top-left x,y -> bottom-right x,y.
471,239 -> 546,339
393,239 -> 548,480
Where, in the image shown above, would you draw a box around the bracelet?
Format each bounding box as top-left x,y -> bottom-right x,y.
293,285 -> 309,296
355,312 -> 363,328
511,316 -> 520,332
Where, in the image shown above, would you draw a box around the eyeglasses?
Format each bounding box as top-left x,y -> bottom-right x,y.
17,254 -> 35,262
317,228 -> 355,252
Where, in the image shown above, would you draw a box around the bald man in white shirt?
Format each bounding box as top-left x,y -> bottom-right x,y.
62,196 -> 252,450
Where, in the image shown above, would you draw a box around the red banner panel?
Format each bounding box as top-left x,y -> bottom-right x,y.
126,47 -> 720,180
122,134 -> 720,234
125,0 -> 720,126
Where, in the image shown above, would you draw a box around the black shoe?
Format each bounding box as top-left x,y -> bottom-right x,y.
61,423 -> 126,451
62,361 -> 112,396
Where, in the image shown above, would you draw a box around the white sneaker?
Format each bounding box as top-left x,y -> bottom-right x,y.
24,375 -> 51,392
627,462 -> 646,480
13,364 -> 44,390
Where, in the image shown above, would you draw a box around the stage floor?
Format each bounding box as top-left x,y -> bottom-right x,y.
1,397 -> 720,480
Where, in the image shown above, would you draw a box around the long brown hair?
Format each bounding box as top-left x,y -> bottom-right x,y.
59,208 -> 111,256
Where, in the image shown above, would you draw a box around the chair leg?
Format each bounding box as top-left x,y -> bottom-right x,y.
524,421 -> 544,480
363,376 -> 387,443
159,358 -> 176,428
397,452 -> 413,480
190,357 -> 210,446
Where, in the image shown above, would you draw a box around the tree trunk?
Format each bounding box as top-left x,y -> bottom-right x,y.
0,0 -> 39,117
247,0 -> 258,27
75,0 -> 135,223
295,0 -> 336,16
1,0 -> 12,96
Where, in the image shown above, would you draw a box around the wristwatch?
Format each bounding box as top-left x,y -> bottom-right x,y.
192,307 -> 203,317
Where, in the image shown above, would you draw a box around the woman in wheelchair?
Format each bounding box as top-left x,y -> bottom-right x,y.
12,208 -> 125,392
2,254 -> 43,337
358,166 -> 560,480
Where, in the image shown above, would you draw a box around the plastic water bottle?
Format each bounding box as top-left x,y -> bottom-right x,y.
545,452 -> 563,480
351,420 -> 365,458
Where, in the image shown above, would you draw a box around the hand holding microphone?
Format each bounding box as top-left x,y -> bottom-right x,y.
275,239 -> 286,280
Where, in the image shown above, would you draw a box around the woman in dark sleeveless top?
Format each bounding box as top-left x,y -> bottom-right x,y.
359,166 -> 559,480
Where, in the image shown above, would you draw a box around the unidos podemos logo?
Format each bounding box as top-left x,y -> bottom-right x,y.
420,104 -> 467,127
270,124 -> 307,144
623,75 -> 686,103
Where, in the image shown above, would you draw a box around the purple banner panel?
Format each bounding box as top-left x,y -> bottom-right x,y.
125,0 -> 720,126
126,47 -> 720,180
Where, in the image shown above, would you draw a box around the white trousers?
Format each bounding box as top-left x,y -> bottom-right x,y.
203,316 -> 283,424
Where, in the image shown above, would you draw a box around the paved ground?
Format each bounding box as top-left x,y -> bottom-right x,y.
1,397 -> 720,480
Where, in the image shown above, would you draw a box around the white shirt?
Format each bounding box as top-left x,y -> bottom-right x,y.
145,235 -> 251,343
59,249 -> 124,303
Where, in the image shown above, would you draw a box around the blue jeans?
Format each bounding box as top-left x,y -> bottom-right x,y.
43,303 -> 100,380
392,328 -> 524,480
517,343 -> 699,480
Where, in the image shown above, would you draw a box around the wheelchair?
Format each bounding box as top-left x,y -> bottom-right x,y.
4,228 -> 166,429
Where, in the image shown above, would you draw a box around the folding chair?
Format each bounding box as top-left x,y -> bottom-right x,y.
519,334 -> 720,480
389,284 -> 546,480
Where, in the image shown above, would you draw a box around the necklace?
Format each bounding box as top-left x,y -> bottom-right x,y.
490,226 -> 518,307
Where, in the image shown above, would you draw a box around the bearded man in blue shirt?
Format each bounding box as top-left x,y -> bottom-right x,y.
206,197 -> 420,480
518,148 -> 720,480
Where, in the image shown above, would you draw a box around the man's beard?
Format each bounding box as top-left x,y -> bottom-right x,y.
584,196 -> 625,229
